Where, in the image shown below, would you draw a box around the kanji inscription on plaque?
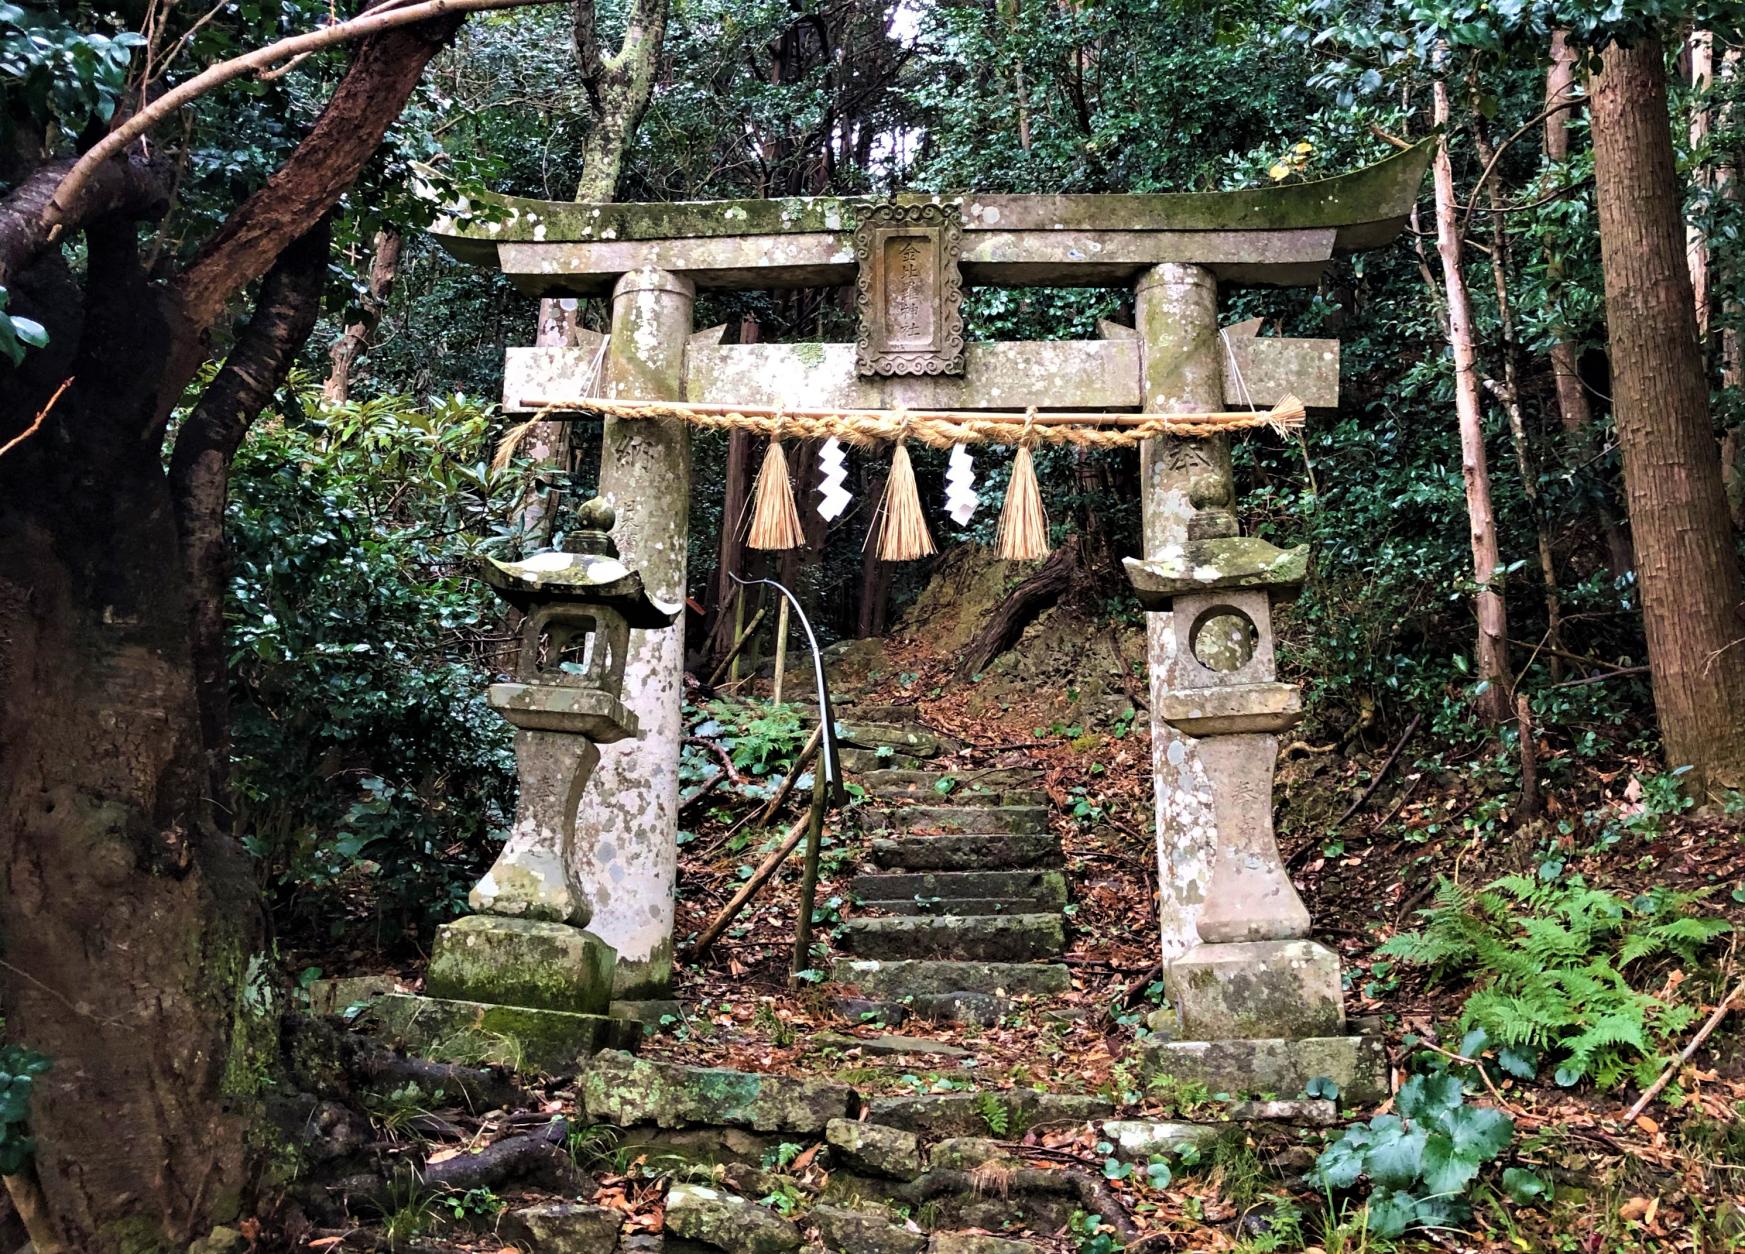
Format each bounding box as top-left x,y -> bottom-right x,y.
854,203 -> 965,377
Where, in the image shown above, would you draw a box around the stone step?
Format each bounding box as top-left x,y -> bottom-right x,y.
852,869 -> 1068,912
836,722 -> 942,757
871,833 -> 1061,871
865,804 -> 1050,835
868,1090 -> 1113,1138
833,958 -> 1072,1000
841,747 -> 927,772
860,770 -> 1046,806
843,913 -> 1065,962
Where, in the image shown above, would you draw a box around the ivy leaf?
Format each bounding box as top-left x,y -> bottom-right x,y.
1364,1118 -> 1427,1189
1313,1130 -> 1370,1189
1497,1045 -> 1538,1079
1419,1130 -> 1483,1197
1365,1188 -> 1419,1238
1446,1103 -> 1513,1160
1502,1166 -> 1549,1203
1397,1072 -> 1463,1121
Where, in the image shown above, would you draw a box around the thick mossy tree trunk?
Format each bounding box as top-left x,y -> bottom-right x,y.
0,268 -> 264,1253
1592,33 -> 1745,791
0,20 -> 457,1249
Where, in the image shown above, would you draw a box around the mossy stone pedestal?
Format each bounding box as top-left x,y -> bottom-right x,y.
369,917 -> 635,1073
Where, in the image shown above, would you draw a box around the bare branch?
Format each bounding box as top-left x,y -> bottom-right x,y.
0,377 -> 73,461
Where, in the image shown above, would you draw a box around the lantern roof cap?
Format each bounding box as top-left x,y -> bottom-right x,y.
479,498 -> 679,627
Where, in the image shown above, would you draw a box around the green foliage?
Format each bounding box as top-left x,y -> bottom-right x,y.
976,1091 -> 1011,1137
0,1043 -> 49,1174
1313,1072 -> 1535,1237
223,381 -> 525,943
706,700 -> 807,776
1379,876 -> 1731,1089
0,3 -> 142,142
0,285 -> 46,365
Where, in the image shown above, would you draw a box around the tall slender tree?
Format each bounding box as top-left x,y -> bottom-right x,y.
1591,31 -> 1745,791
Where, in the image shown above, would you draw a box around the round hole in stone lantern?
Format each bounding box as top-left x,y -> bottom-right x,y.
1189,605 -> 1258,673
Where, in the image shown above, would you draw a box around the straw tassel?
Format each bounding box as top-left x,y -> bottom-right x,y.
874,437 -> 935,561
996,418 -> 1049,561
747,437 -> 805,550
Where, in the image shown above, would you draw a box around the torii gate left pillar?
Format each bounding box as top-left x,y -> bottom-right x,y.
580,266 -> 693,1006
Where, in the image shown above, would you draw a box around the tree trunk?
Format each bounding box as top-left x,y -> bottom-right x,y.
170,222 -> 330,804
1592,34 -> 1745,790
0,256 -> 262,1254
323,226 -> 401,403
1472,112 -> 1563,679
1688,30 -> 1714,339
956,539 -> 1080,679
857,460 -> 890,638
1432,75 -> 1513,721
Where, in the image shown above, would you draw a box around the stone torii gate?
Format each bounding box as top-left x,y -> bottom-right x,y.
432,144 -> 1430,1065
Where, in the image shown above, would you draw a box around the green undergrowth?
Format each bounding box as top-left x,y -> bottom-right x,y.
1379,874 -> 1731,1090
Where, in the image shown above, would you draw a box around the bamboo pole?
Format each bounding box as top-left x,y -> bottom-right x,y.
771,597 -> 790,705
707,603 -> 765,688
687,810 -> 810,960
789,768 -> 830,985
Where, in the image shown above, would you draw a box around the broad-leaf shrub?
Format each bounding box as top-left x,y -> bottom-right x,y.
226,384 -> 527,945
1379,875 -> 1731,1089
1313,1072 -> 1535,1237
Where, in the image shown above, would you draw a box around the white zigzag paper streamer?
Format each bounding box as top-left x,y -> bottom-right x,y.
816,436 -> 851,521
944,443 -> 978,526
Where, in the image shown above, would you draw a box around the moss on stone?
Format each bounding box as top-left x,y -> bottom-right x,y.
425,916 -> 615,1013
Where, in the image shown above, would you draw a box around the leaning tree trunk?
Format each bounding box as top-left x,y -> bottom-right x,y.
323,226 -> 401,403
1432,75 -> 1513,721
1592,33 -> 1745,791
0,262 -> 262,1254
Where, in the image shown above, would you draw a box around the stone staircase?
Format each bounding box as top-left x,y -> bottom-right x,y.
805,699 -> 1072,1025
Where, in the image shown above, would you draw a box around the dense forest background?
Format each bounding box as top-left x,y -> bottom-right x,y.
6,0 -> 1745,1248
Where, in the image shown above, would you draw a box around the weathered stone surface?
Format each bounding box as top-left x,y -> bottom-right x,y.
870,835 -> 1060,872
866,1091 -> 1112,1137
1135,1034 -> 1388,1105
928,1236 -> 1037,1254
425,916 -> 616,1013
582,1050 -> 853,1133
1171,939 -> 1344,1040
306,974 -> 398,1017
811,1204 -> 926,1254
927,1137 -> 1015,1171
1123,537 -> 1308,605
1154,682 -> 1303,737
1229,1098 -> 1338,1125
832,959 -> 1071,1000
612,997 -> 683,1027
851,870 -> 1067,912
1099,1120 -> 1220,1163
837,723 -> 941,756
616,1124 -> 788,1168
826,1118 -> 923,1178
844,914 -> 1064,962
1180,735 -> 1311,943
574,266 -> 693,1001
364,993 -> 634,1074
908,993 -> 1009,1027
664,1183 -> 802,1254
815,1032 -> 970,1060
842,748 -> 927,773
864,805 -> 1048,835
929,1236 -> 1036,1254
857,769 -> 1043,804
835,998 -> 909,1027
502,1202 -> 622,1253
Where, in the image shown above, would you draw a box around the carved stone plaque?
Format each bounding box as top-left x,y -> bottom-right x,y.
854,203 -> 965,377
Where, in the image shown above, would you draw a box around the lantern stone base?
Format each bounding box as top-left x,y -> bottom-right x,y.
1170,938 -> 1345,1041
1136,1034 -> 1388,1105
365,993 -> 639,1074
426,916 -> 616,1014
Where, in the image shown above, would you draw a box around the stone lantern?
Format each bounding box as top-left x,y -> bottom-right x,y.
378,498 -> 679,1071
1126,534 -> 1383,1099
